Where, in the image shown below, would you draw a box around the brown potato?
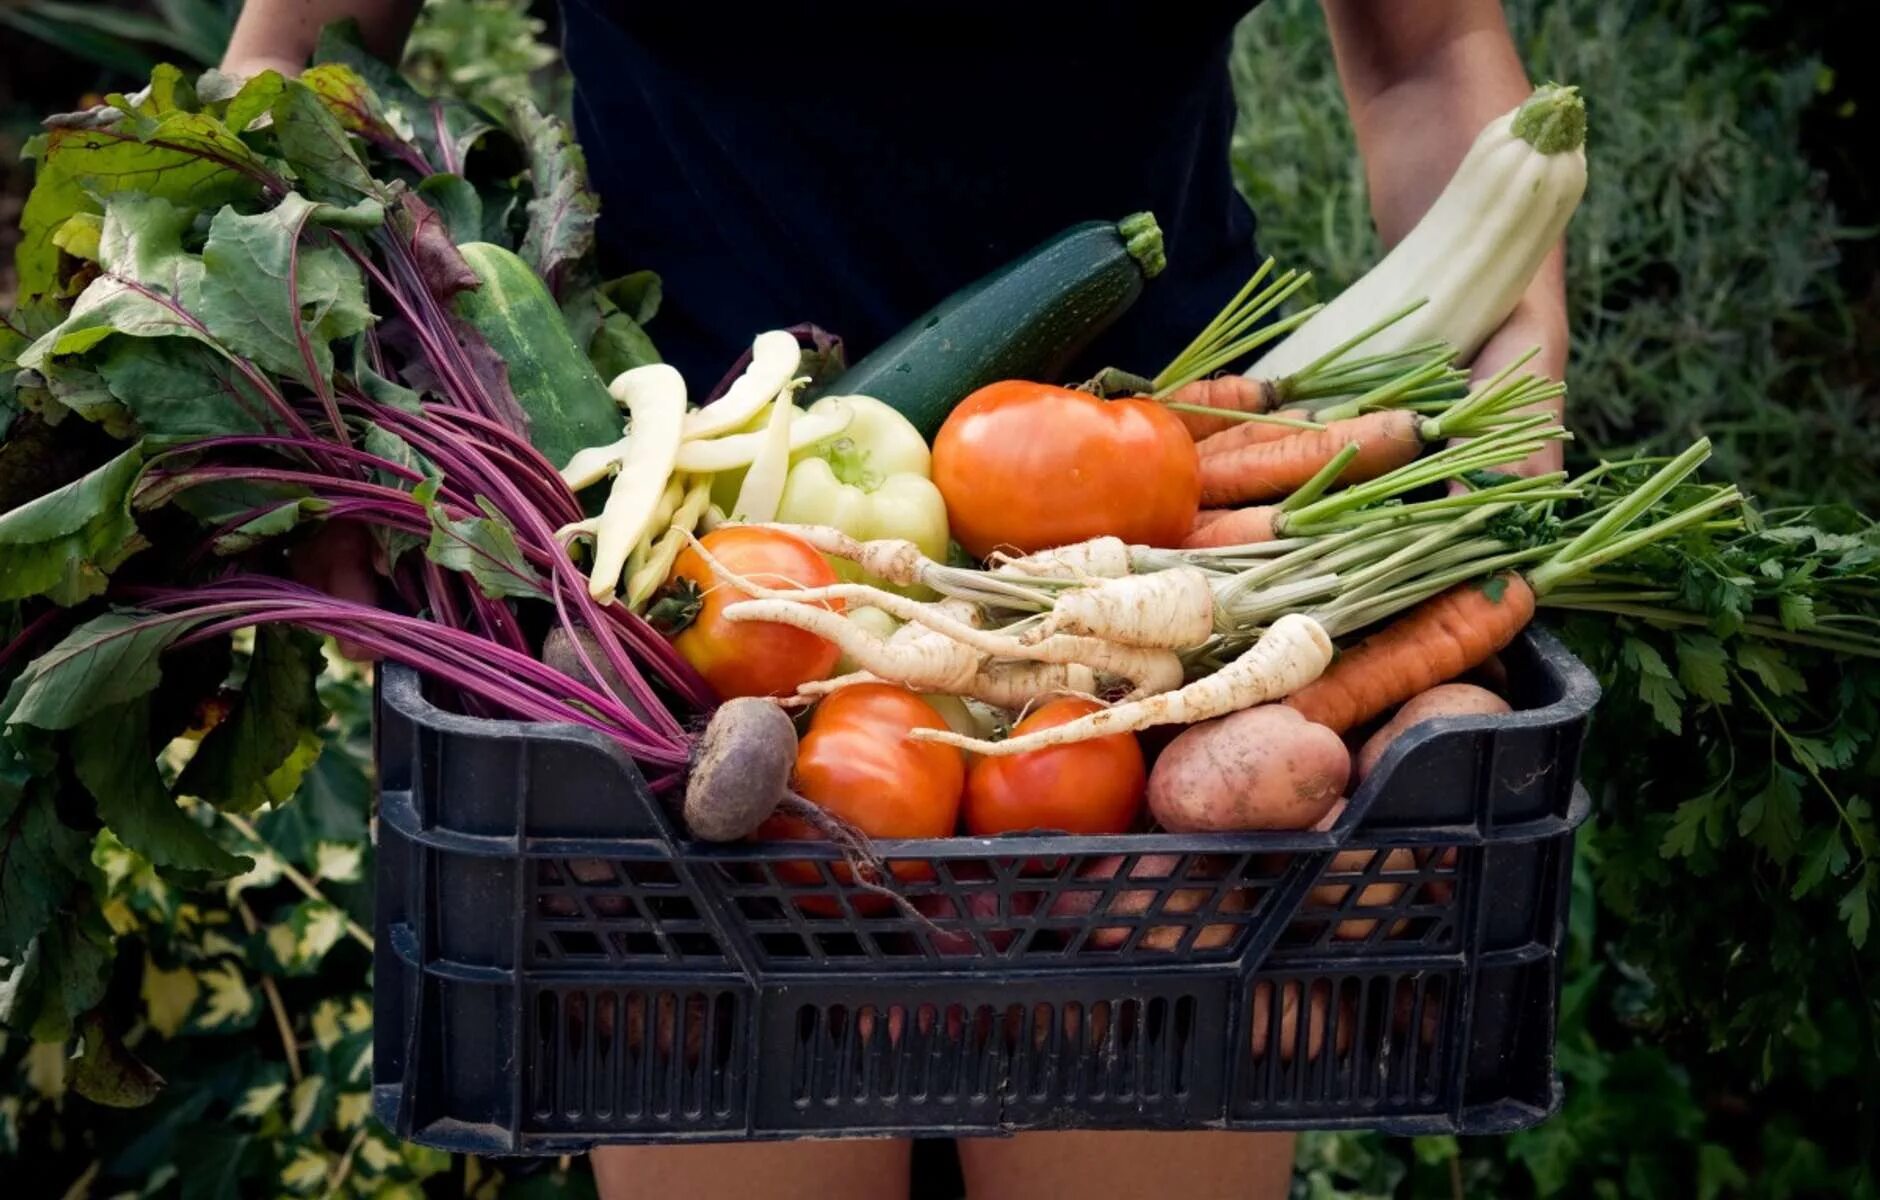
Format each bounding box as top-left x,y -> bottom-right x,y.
1355,684 -> 1510,783
1302,801 -> 1415,940
1391,979 -> 1445,1049
1149,705 -> 1349,832
1052,854 -> 1249,951
1248,980 -> 1354,1063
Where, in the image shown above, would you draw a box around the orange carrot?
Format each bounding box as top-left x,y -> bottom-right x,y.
1164,376 -> 1278,440
1284,574 -> 1536,733
1200,410 -> 1422,507
1183,506 -> 1279,548
1197,408 -> 1316,458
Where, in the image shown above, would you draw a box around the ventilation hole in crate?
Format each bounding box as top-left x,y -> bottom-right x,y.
533,991 -> 558,1116
791,1005 -> 817,1107
736,894 -> 784,921
645,895 -> 700,920
552,929 -> 604,957
1171,995 -> 1196,1097
604,930 -> 663,959
560,992 -> 589,1117
760,931 -> 813,959
538,861 -> 566,885
591,991 -> 618,1119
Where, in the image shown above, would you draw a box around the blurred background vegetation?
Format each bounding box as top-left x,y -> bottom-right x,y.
0,0 -> 1874,1196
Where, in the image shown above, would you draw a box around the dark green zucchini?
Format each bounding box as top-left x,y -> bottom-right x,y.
823,212 -> 1165,439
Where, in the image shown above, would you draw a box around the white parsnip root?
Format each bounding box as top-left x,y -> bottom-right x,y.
696,543 -> 1182,699
722,599 -> 983,694
1031,567 -> 1216,649
911,614 -> 1336,755
756,524 -> 944,590
990,538 -> 1135,579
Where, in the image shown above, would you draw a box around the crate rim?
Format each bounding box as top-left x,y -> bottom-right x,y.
376,625 -> 1598,859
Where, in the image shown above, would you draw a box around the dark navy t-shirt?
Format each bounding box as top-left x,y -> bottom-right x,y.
560,1 -> 1263,386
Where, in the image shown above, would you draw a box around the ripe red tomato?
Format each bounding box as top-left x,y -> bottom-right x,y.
931,381 -> 1200,559
963,697 -> 1146,836
758,684 -> 966,911
665,526 -> 841,699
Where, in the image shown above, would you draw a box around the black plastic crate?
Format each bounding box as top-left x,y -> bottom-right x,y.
372,629 -> 1596,1153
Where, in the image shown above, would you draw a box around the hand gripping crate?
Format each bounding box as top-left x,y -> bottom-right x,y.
371,629 -> 1596,1154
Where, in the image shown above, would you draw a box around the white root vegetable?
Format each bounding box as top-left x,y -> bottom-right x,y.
756,524 -> 944,590
964,660 -> 1098,708
1032,567 -> 1215,649
831,606 -> 901,675
911,614 -> 1335,755
588,364 -> 687,600
730,377 -> 802,522
796,660 -> 1099,709
681,330 -> 801,440
673,400 -> 852,473
689,536 -> 1185,700
988,537 -> 1135,579
723,599 -> 983,693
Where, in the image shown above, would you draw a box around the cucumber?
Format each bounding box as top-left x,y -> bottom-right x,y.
454,242 -> 622,473
823,212 -> 1165,440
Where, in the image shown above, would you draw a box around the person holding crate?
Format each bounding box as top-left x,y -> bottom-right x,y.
222,1 -> 1568,1196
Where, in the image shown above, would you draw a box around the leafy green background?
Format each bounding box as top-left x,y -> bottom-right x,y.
1,0 -> 1876,1197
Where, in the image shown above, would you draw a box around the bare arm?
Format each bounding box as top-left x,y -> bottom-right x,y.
1321,0 -> 1566,471
222,0 -> 424,77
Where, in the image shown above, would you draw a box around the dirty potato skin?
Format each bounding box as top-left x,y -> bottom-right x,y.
1148,705 -> 1349,831
1051,853 -> 1251,951
1354,683 -> 1510,782
1304,800 -> 1417,940
1248,979 -> 1354,1063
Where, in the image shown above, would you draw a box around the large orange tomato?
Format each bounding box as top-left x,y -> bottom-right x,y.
664,526 -> 841,699
963,697 -> 1146,836
758,684 -> 966,911
932,381 -> 1200,559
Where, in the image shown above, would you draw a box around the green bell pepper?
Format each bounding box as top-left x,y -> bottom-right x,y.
776,394 -> 950,593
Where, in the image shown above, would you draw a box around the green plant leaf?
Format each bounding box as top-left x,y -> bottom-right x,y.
178,627 -> 324,812
16,109 -> 269,300
314,18 -> 496,174
74,700 -> 247,875
73,1012 -> 165,1108
1737,643 -> 1807,696
217,70 -> 282,134
0,443 -> 147,605
510,98 -> 596,296
418,173 -> 484,243
1790,827 -> 1848,899
0,773 -> 92,958
1841,874 -> 1873,948
255,735 -> 366,870
1738,766 -> 1804,865
1674,634 -> 1731,706
416,479 -> 547,600
198,193 -> 373,391
1623,636 -> 1685,733
1,609 -> 199,731
269,80 -> 383,207
97,337 -> 283,439
208,499 -> 329,555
